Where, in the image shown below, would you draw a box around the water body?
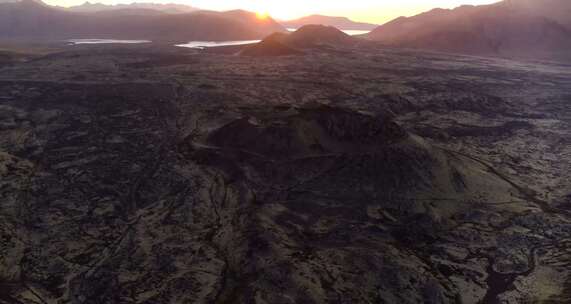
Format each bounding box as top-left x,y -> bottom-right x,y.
175,40 -> 261,49
68,29 -> 369,49
67,39 -> 151,45
175,29 -> 370,50
287,28 -> 370,36
341,29 -> 370,36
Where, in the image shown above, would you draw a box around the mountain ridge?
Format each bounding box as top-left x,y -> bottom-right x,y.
0,0 -> 287,42
66,1 -> 197,14
366,0 -> 571,61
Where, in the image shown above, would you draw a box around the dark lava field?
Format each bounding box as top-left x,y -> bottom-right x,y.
0,43 -> 570,303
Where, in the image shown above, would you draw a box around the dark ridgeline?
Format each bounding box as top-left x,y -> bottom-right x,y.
0,0 -> 287,42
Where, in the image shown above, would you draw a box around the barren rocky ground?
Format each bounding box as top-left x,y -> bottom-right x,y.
0,43 -> 570,303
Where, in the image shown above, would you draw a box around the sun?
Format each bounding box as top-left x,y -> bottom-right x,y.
250,3 -> 309,21
255,10 -> 270,20
253,2 -> 272,20
251,2 -> 310,21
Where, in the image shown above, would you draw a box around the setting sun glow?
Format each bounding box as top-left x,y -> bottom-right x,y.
255,10 -> 269,20
42,0 -> 501,24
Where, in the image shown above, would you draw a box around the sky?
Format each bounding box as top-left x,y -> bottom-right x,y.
42,0 -> 500,24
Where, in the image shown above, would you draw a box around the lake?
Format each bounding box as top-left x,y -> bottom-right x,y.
286,28 -> 370,36
68,39 -> 151,45
68,28 -> 370,49
341,30 -> 370,36
174,28 -> 370,49
175,40 -> 261,49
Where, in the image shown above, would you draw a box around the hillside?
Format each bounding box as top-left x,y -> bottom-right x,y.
282,14 -> 378,30
284,24 -> 358,47
241,25 -> 359,56
242,24 -> 360,56
241,34 -> 302,56
0,1 -> 286,42
366,1 -> 571,61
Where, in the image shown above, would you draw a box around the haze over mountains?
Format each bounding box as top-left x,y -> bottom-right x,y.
66,1 -> 197,14
366,0 -> 571,61
0,0 -> 571,61
0,0 -> 285,42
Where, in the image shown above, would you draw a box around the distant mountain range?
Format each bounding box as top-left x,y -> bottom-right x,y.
281,15 -> 378,31
2,0 -> 571,61
366,0 -> 571,61
0,0 -> 286,42
66,1 -> 197,15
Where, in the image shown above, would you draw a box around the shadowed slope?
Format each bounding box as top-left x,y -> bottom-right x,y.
197,105 -> 520,210
367,1 -> 571,61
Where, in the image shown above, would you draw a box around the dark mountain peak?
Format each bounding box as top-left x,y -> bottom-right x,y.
287,24 -> 354,47
242,24 -> 358,56
294,24 -> 349,36
207,105 -> 407,159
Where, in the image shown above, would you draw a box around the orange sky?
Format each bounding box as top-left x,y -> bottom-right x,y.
43,0 -> 501,24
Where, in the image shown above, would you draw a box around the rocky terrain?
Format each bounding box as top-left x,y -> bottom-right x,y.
0,42 -> 570,304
